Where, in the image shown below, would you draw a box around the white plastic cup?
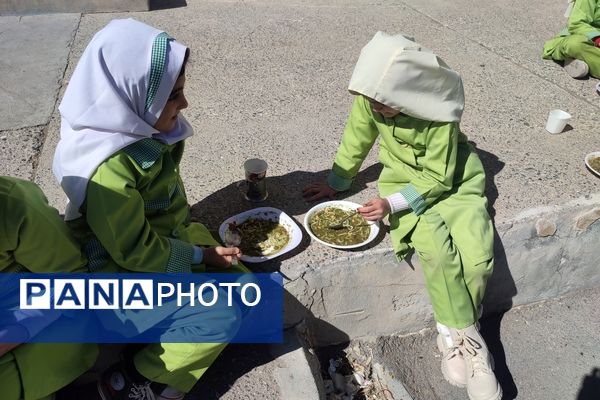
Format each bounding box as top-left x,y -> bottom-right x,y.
545,109 -> 572,134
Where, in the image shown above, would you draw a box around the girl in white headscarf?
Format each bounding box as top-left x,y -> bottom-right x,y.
304,32 -> 502,400
53,18 -> 249,400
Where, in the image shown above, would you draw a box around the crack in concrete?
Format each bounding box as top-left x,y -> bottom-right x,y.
397,0 -> 600,111
31,14 -> 82,182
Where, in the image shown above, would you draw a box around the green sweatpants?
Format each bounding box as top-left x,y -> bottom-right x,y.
410,210 -> 494,329
0,343 -> 98,400
543,34 -> 600,78
134,260 -> 252,393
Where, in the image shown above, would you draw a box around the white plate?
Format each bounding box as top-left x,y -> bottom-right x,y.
304,200 -> 380,249
219,207 -> 302,263
585,152 -> 600,178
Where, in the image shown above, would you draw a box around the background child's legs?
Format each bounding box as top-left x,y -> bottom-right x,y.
410,210 -> 478,329
543,34 -> 600,78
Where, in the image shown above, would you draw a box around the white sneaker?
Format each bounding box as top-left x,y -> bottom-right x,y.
436,333 -> 467,387
451,325 -> 502,400
564,59 -> 589,78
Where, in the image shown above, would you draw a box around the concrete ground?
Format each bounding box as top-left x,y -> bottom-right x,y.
1,0 -> 600,399
373,284 -> 600,400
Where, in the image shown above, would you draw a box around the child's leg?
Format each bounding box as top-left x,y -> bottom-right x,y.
410,210 -> 477,328
462,258 -> 494,316
132,278 -> 244,393
134,342 -> 227,393
544,34 -> 600,78
0,352 -> 22,400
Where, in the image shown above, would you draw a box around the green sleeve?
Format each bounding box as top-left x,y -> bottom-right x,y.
568,0 -> 600,40
86,156 -> 194,273
328,96 -> 379,191
399,122 -> 458,215
1,177 -> 86,273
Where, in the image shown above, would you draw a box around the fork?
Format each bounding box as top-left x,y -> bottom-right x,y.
327,211 -> 359,230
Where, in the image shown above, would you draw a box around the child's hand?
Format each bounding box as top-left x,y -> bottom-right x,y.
203,246 -> 242,268
303,181 -> 338,202
357,197 -> 390,221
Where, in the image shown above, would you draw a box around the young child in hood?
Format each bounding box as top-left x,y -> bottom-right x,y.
0,176 -> 98,400
303,32 -> 502,400
53,18 -> 249,400
543,0 -> 600,78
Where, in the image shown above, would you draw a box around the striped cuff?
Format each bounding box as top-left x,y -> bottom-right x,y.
386,193 -> 410,214
399,184 -> 427,215
166,238 -> 194,273
327,170 -> 353,192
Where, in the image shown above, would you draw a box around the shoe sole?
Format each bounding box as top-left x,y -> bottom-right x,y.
437,334 -> 467,388
467,382 -> 503,400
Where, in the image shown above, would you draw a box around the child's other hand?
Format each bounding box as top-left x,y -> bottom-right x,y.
302,181 -> 337,202
203,246 -> 242,268
357,197 -> 390,221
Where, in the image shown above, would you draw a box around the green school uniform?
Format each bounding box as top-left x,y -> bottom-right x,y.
69,139 -> 250,392
543,0 -> 600,78
328,96 -> 494,328
0,176 -> 98,400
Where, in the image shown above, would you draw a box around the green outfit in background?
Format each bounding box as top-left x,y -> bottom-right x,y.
69,139 -> 250,392
328,96 -> 494,328
0,176 -> 98,400
543,0 -> 600,78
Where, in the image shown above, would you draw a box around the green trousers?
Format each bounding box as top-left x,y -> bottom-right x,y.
134,223 -> 252,393
543,34 -> 600,78
0,343 -> 98,400
410,210 -> 494,329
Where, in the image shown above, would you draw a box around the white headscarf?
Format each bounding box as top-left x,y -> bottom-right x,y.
348,32 -> 465,123
53,18 -> 192,220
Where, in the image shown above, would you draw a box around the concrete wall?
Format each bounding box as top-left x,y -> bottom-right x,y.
283,195 -> 600,346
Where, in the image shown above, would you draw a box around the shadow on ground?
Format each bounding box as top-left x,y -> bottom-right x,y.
188,290 -> 348,399
190,163 -> 384,274
577,368 -> 600,400
473,141 -> 519,400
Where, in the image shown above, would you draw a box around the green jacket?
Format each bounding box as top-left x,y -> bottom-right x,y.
0,177 -> 86,273
328,96 -> 493,263
0,176 -> 97,400
69,138 -> 227,273
559,0 -> 600,40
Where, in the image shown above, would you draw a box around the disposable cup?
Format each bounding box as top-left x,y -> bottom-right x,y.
242,158 -> 268,202
545,109 -> 571,134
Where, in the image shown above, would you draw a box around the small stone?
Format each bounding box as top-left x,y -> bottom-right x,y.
0,136 -> 7,140
535,218 -> 556,237
575,208 -> 600,230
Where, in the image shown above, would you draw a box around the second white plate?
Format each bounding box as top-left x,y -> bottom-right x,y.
218,207 -> 302,263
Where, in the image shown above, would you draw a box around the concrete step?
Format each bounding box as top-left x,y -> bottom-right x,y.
370,285 -> 600,400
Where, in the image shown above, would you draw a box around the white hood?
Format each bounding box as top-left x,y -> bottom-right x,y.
53,18 -> 192,220
348,32 -> 464,123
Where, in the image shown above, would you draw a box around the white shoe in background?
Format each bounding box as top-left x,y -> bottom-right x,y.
563,59 -> 589,78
